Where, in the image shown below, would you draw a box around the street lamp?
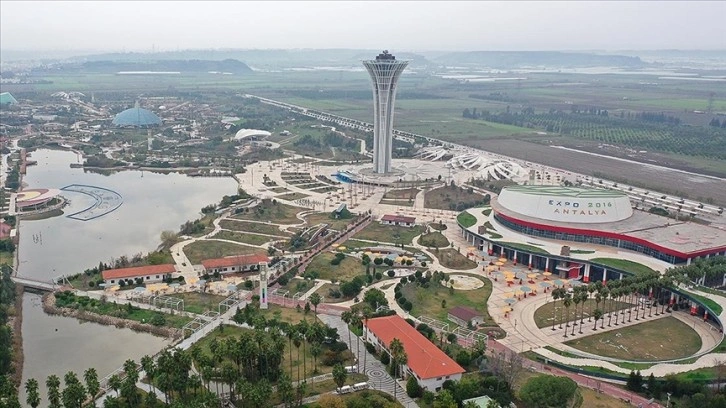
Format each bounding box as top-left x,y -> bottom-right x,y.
666,392 -> 671,407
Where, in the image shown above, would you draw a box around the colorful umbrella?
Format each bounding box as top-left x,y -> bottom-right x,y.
501,306 -> 513,313
553,279 -> 565,287
498,257 -> 507,263
539,281 -> 552,288
520,286 -> 532,293
504,298 -> 517,305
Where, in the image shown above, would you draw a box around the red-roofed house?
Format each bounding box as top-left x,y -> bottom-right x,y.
381,214 -> 416,227
363,314 -> 465,392
201,254 -> 269,275
101,264 -> 176,286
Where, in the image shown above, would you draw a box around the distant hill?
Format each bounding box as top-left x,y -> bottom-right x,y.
75,49 -> 433,69
55,59 -> 253,74
429,51 -> 647,68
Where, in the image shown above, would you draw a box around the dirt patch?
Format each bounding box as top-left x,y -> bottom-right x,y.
447,274 -> 485,290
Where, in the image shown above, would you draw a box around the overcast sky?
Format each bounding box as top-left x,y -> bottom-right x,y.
1,1 -> 724,54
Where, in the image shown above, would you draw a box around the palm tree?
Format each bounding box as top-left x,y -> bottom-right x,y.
593,309 -> 603,331
25,378 -> 40,408
46,375 -> 61,408
562,294 -> 572,338
341,310 -> 353,354
83,367 -> 100,404
389,338 -> 407,401
309,293 -> 322,315
362,305 -> 373,372
551,288 -> 561,331
297,320 -> 310,379
571,293 -> 581,336
587,284 -> 597,321
292,331 -> 303,381
350,311 -> 362,373
108,374 -> 121,398
578,290 -> 588,334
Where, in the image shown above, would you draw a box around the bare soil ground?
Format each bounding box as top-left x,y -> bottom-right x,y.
468,139 -> 726,206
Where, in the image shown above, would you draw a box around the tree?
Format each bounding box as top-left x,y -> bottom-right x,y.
277,373 -> 295,408
24,378 -> 40,408
332,363 -> 347,389
406,376 -> 423,398
627,370 -> 643,392
46,375 -> 62,408
363,288 -> 388,309
519,375 -> 577,408
84,367 -> 100,404
108,374 -> 122,398
317,394 -> 346,408
309,293 -> 322,315
433,389 -> 458,408
390,338 -> 408,401
62,371 -> 87,408
551,288 -> 561,331
593,309 -> 603,331
562,293 -> 572,338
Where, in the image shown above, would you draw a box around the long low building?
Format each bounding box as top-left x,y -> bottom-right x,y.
363,314 -> 465,392
201,254 -> 270,274
102,264 -> 176,286
487,185 -> 726,265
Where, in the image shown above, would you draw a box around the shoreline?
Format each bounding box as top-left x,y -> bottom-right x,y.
41,292 -> 182,340
10,285 -> 24,388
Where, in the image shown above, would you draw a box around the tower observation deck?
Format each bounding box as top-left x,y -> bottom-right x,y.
363,50 -> 409,174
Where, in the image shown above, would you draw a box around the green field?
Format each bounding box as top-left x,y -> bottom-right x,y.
589,258 -> 657,276
401,275 -> 495,327
533,298 -> 634,329
352,223 -> 425,245
417,232 -> 450,248
457,212 -> 477,228
218,219 -> 289,236
434,248 -> 478,270
305,252 -> 366,282
174,292 -> 229,315
564,317 -> 701,361
212,230 -> 275,246
183,240 -> 263,264
232,201 -> 307,224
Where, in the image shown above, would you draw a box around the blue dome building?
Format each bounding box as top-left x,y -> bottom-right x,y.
112,102 -> 162,127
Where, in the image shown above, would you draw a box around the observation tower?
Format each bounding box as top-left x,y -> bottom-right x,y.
363,50 -> 409,174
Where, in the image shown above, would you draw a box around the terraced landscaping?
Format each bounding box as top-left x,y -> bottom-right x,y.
184,240 -> 263,264
218,219 -> 290,236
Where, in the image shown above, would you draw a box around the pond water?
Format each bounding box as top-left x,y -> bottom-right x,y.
17,149 -> 238,405
18,149 -> 237,280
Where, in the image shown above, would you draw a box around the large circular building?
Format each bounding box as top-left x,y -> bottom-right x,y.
13,188 -> 65,216
460,185 -> 726,268
112,103 -> 162,128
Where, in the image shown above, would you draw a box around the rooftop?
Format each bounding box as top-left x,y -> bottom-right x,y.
112,106 -> 162,127
102,264 -> 176,280
491,198 -> 726,258
503,185 -> 627,198
382,214 -> 416,223
364,314 -> 465,380
448,306 -> 483,321
201,254 -> 269,269
15,188 -> 61,208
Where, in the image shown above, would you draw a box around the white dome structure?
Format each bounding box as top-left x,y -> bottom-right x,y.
415,146 -> 451,161
234,129 -> 272,140
447,153 -> 523,181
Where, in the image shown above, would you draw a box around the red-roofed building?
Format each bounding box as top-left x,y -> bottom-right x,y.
201,254 -> 269,275
363,314 -> 465,392
101,264 -> 176,286
381,214 -> 416,227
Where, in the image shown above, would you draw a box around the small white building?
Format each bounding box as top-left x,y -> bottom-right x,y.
101,264 -> 176,286
381,214 -> 416,227
363,314 -> 465,392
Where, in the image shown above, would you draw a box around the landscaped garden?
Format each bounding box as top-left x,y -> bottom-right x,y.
590,258 -> 657,276
433,248 -> 478,270
564,316 -> 702,361
218,219 -> 289,236
398,272 -> 496,327
418,231 -> 450,248
533,298 -> 634,329
183,240 -> 262,264
305,252 -> 367,282
231,199 -> 308,224
352,223 -> 425,245
304,212 -> 356,232
211,230 -> 275,246
424,184 -> 489,211
457,212 -> 477,228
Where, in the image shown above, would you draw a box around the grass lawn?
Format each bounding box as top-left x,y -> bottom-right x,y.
681,289 -> 723,316
277,192 -> 310,201
417,232 -> 450,248
457,212 -> 477,228
259,303 -> 320,325
232,201 -> 308,224
533,298 -> 634,329
212,230 -> 274,246
352,223 -> 425,245
565,316 -> 701,361
433,248 -> 478,270
424,185 -> 488,210
400,276 -> 496,327
304,212 -> 356,231
195,323 -> 353,383
383,188 -> 420,199
218,219 -> 289,236
498,241 -> 550,255
312,283 -> 350,303
428,222 -> 447,231
306,252 -> 367,282
183,240 -> 263,264
277,277 -> 315,296
173,292 -> 229,315
589,258 -> 657,276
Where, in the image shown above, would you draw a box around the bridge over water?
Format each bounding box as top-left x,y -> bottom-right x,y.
11,276 -> 60,292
